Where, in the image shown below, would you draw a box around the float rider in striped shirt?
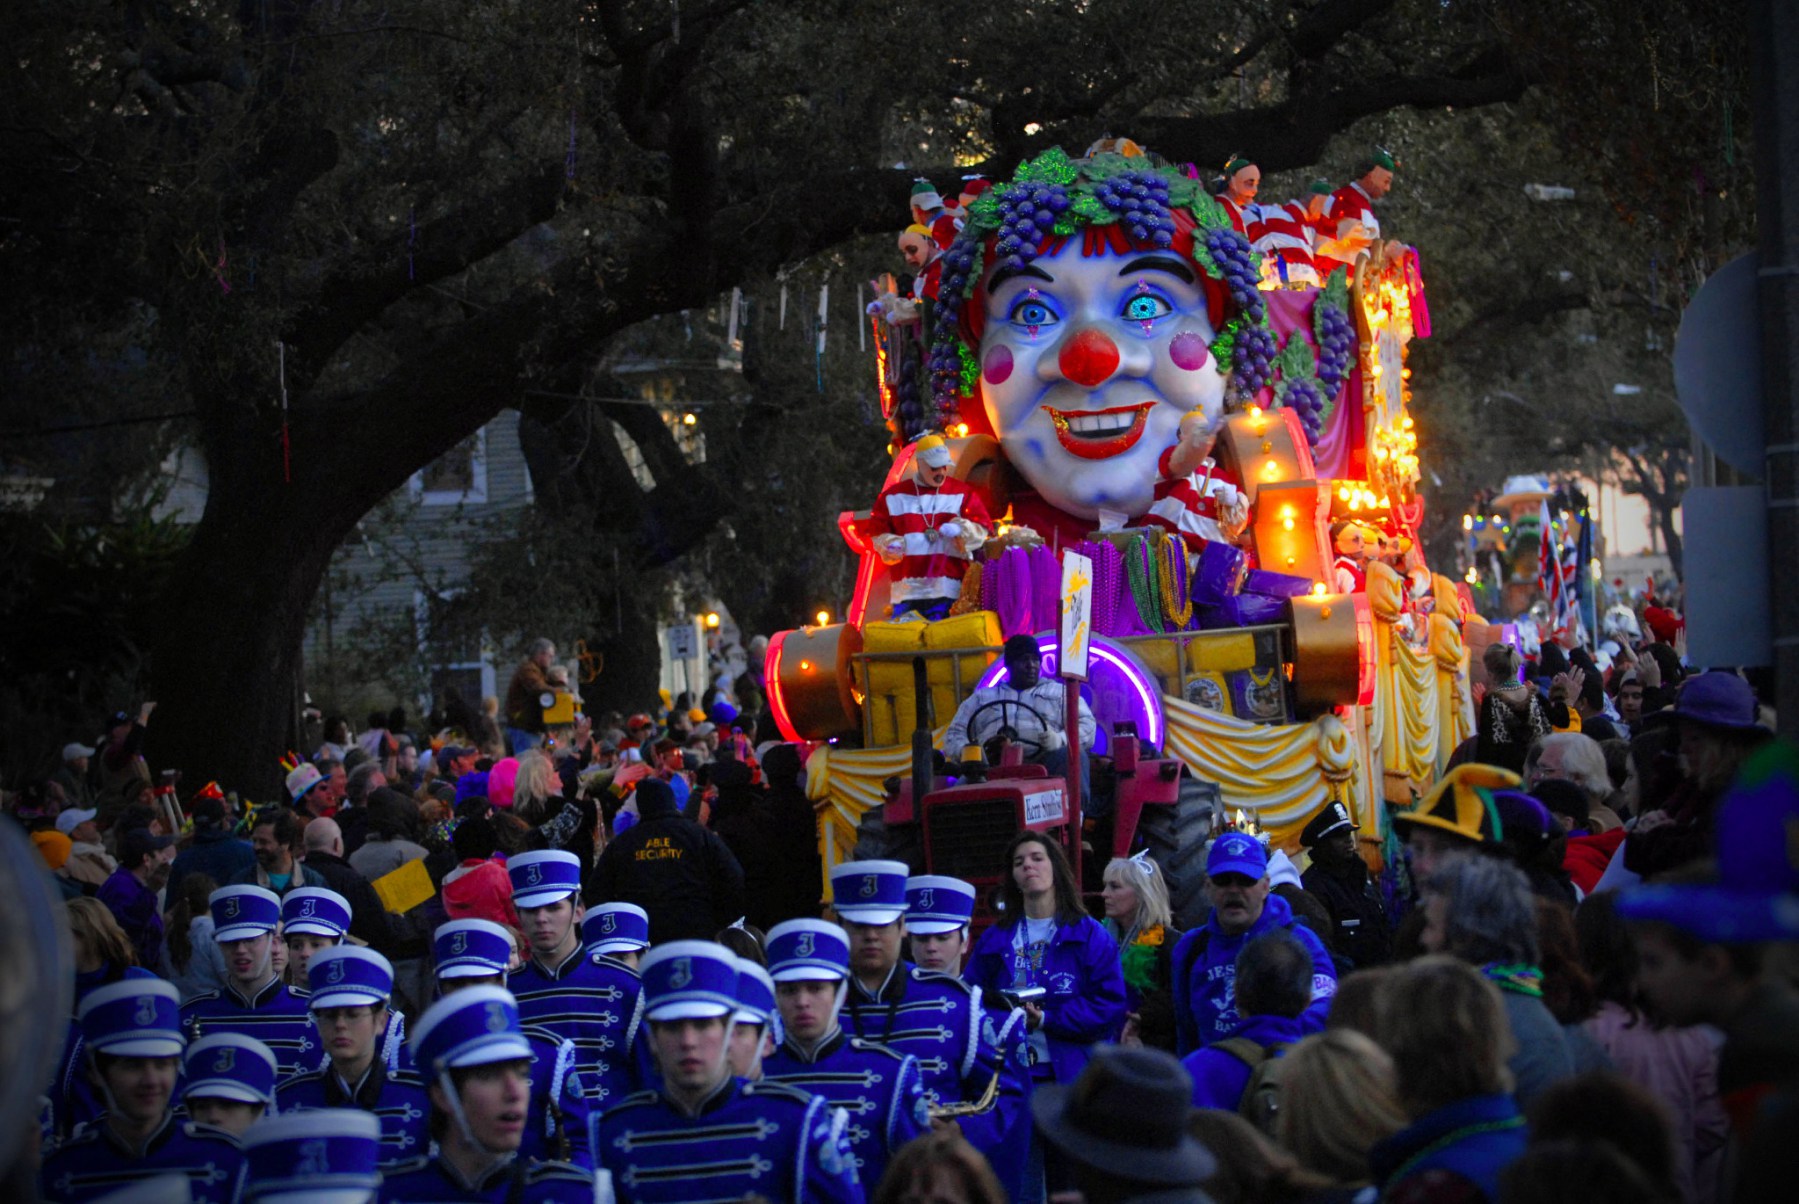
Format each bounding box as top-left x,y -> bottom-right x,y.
863,433 -> 991,623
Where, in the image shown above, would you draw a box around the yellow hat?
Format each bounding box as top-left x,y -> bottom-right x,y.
1395,763 -> 1519,845
903,224 -> 934,240
32,829 -> 72,871
913,434 -> 953,469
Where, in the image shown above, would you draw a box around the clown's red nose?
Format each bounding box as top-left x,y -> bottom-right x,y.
1058,329 -> 1121,387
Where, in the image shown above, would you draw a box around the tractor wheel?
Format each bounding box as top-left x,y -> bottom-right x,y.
850,804 -> 925,873
1137,772 -> 1221,930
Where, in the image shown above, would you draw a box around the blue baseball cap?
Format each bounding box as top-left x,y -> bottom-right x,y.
79,978 -> 184,1058
184,1033 -> 279,1107
640,941 -> 740,1022
830,859 -> 910,925
732,957 -> 778,1029
508,849 -> 582,909
766,919 -> 851,983
306,946 -> 394,1010
582,902 -> 651,955
411,986 -> 533,1074
241,1110 -> 382,1204
433,918 -> 514,980
905,875 -> 977,935
281,887 -> 352,939
210,885 -> 281,942
1206,832 -> 1269,881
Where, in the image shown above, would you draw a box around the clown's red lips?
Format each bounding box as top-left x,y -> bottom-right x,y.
1047,401 -> 1156,460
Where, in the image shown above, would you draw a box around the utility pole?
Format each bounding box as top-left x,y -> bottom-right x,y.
1753,0 -> 1799,736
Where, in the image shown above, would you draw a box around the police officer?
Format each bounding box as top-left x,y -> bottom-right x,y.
240,1106 -> 382,1204
581,900 -> 651,969
39,979 -> 246,1203
505,850 -> 650,1110
382,987 -> 595,1202
434,917 -> 593,1168
279,886 -> 352,983
180,886 -> 318,1078
596,941 -> 864,1203
275,946 -> 429,1167
180,1033 -> 278,1136
903,874 -> 1032,1196
1298,801 -> 1392,970
834,864 -> 1006,1149
764,919 -> 928,1191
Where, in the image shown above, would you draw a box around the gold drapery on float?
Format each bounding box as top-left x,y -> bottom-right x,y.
804,735 -> 943,905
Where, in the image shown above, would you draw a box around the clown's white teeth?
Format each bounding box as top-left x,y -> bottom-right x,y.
1067,413 -> 1135,436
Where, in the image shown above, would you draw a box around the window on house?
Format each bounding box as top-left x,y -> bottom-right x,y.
412,429 -> 488,504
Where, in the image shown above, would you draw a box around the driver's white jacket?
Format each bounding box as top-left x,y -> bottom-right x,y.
941,679 -> 1096,759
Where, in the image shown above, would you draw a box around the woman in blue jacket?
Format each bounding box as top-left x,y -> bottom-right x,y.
967,830 -> 1127,1197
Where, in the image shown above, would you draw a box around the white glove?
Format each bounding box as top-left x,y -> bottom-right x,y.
1039,728 -> 1066,752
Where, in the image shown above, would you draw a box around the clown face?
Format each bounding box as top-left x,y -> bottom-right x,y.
977,238 -> 1227,520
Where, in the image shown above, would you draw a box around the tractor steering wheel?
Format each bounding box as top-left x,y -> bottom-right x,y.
965,697 -> 1052,762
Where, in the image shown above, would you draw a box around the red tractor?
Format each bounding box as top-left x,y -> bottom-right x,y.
851,652 -> 1227,932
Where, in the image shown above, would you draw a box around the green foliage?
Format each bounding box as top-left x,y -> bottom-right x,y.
0,512 -> 190,783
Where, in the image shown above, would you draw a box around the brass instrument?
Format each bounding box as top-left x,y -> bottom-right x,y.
925,1068 -> 1001,1119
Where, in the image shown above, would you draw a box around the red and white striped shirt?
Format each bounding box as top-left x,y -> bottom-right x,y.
1145,447 -> 1246,554
861,477 -> 992,603
1252,200 -> 1321,287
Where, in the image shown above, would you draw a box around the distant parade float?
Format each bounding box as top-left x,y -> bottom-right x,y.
764,141 -> 1481,915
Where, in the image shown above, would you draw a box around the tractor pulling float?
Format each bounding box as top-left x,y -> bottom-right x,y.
759,145 -> 1488,926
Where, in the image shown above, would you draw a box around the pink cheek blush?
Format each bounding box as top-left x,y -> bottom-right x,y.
1168,332 -> 1210,372
982,345 -> 1014,385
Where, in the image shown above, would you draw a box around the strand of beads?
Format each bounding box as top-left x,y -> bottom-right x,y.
1156,532 -> 1194,629
1125,534 -> 1165,635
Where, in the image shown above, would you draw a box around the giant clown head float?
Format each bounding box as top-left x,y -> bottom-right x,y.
923,147 -> 1272,528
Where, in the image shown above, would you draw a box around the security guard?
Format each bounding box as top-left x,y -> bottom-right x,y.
596,941 -> 865,1203
179,886 -> 319,1078
1299,800 -> 1392,969
764,919 -> 928,1191
239,1110 -> 382,1204
435,917 -> 593,1168
904,874 -> 1032,1196
39,979 -> 246,1203
582,900 -> 651,969
506,850 -> 650,1109
834,863 -> 1006,1147
179,1033 -> 278,1136
382,987 -> 594,1202
275,946 -> 429,1167
279,885 -> 352,982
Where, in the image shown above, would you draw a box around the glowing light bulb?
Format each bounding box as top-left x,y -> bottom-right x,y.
815,610 -> 831,627
1282,517 -> 1295,531
682,412 -> 697,426
1311,582 -> 1327,597
954,422 -> 970,437
1462,515 -> 1474,531
799,660 -> 813,672
704,612 -> 721,629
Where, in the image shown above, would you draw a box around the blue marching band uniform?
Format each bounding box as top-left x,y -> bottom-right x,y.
832,863 -> 1025,1192
178,887 -> 320,1079
39,844 -> 1028,1201
433,917 -> 594,1168
596,940 -> 865,1203
762,918 -> 929,1190
272,945 -> 431,1167
504,851 -> 654,1111
38,978 -> 247,1203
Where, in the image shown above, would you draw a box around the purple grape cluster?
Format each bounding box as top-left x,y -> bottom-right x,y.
1283,378 -> 1324,442
991,183 -> 1072,271
894,357 -> 927,442
1232,322 -> 1279,398
1315,300 -> 1355,394
1094,171 -> 1175,247
1202,227 -> 1266,324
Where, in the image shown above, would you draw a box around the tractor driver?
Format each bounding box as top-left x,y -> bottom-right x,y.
942,634 -> 1097,813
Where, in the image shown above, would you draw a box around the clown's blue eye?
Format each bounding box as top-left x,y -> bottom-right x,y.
1123,293 -> 1172,322
1009,299 -> 1058,328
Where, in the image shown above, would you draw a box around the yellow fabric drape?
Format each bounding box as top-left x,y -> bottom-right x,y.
805,732 -> 945,905
1430,611 -> 1474,769
1155,698 -> 1369,850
